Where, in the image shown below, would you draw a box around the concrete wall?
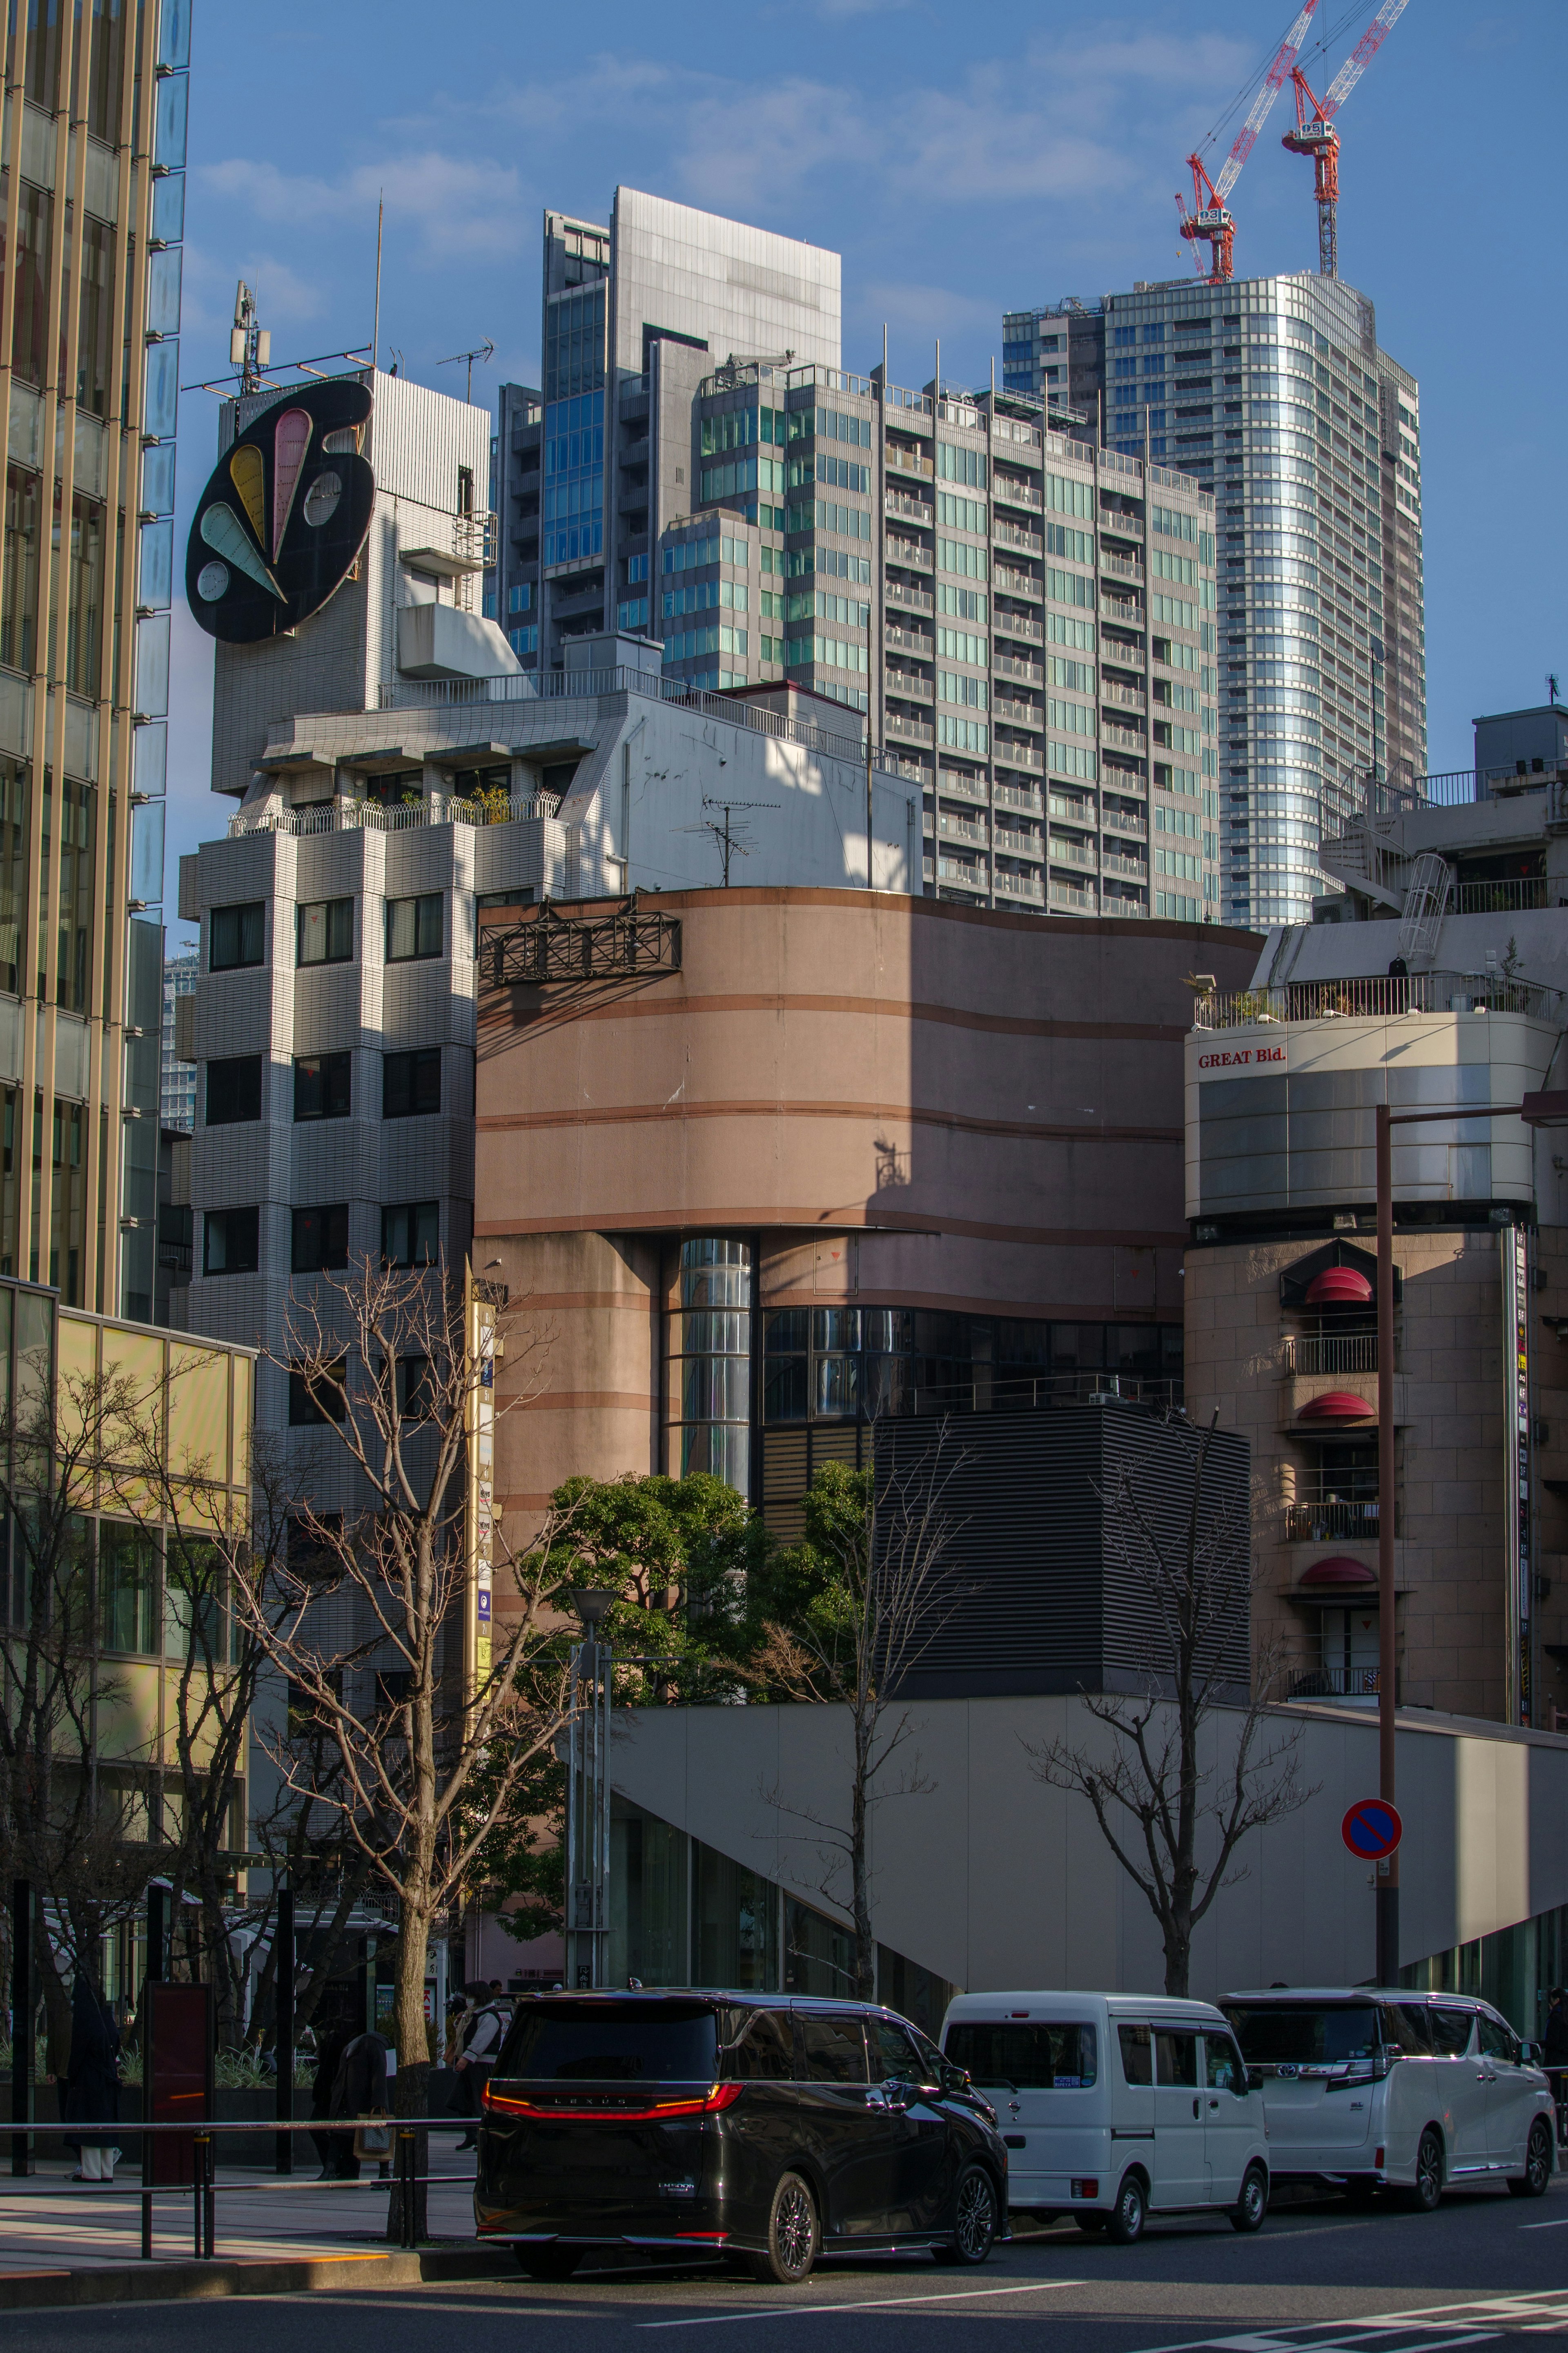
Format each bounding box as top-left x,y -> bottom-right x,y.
610,1691 -> 1568,2001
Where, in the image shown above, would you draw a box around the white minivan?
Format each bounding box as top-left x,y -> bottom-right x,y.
1222,1988 -> 1556,2208
940,1991 -> 1270,2244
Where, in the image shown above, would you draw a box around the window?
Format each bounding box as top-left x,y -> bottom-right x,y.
292,1204 -> 349,1273
1046,473 -> 1094,519
396,1355 -> 434,1420
383,1049 -> 441,1120
383,1201 -> 439,1266
289,1362 -> 347,1426
1380,2003 -> 1434,2056
385,893 -> 442,962
937,538 -> 987,581
1118,2022 -> 1153,2085
729,2011 -> 795,2082
938,672 -> 987,709
507,581 -> 534,614
1046,523 -> 1091,564
508,624 -> 538,656
293,1052 -> 350,1122
944,2021 -> 1097,2089
936,492 -> 985,534
937,584 -> 987,622
1155,2030 -> 1198,2086
205,1055 -> 261,1126
209,901 -> 264,970
869,2018 -> 925,2085
1430,2007 -> 1475,2058
99,1521 -> 157,1655
1202,2036 -> 1246,2095
296,897 -> 354,966
799,2014 -> 867,2084
286,1511 -> 343,1585
203,1206 -> 258,1276
1478,2012 -> 1520,2065
938,628 -> 986,666
936,442 -> 986,488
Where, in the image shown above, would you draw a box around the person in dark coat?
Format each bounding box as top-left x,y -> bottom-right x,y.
332,2027 -> 392,2181
309,2011 -> 359,2180
62,1975 -> 121,2182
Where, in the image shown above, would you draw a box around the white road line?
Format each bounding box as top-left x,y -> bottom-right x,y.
638,2277 -> 1090,2328
1519,2217 -> 1568,2229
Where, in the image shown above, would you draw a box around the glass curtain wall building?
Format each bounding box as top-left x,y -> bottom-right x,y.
1003,274 -> 1425,931
490,190 -> 1221,924
0,0 -> 188,1315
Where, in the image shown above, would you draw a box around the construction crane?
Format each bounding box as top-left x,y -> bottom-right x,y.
1177,1 -> 1320,283
1281,0 -> 1411,278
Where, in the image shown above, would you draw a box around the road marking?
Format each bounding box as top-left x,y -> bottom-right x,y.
1519,2218 -> 1568,2230
639,2276 -> 1090,2328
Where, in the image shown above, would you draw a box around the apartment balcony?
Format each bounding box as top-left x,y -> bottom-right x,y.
1102,681 -> 1146,713
886,668 -> 934,703
1285,1333 -> 1378,1376
1048,794 -> 1093,826
994,739 -> 1044,774
1192,968 -> 1563,1029
886,710 -> 935,747
1290,1668 -> 1381,1704
885,489 -> 934,525
995,783 -> 1043,817
886,579 -> 933,615
995,868 -> 1045,903
994,564 -> 1041,601
1102,809 -> 1147,839
1049,881 -> 1097,912
993,475 -> 1043,513
1048,836 -> 1097,870
1100,511 -> 1144,541
936,854 -> 987,888
1455,877 -> 1549,914
995,520 -> 1043,558
886,536 -> 933,571
1101,594 -> 1142,627
938,772 -> 989,805
619,437 -> 650,468
1102,721 -> 1147,756
1100,553 -> 1145,586
994,697 -> 1042,729
993,608 -> 1044,646
886,446 -> 934,482
1285,1480 -> 1386,1543
995,653 -> 1044,688
885,623 -> 933,657
938,812 -> 989,847
994,827 -> 1044,861
1100,850 -> 1149,882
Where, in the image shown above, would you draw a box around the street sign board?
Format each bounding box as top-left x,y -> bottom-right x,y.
1342,1798 -> 1402,1860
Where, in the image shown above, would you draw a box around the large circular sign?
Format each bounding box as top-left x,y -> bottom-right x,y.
185,377 -> 375,644
1342,1798 -> 1402,1861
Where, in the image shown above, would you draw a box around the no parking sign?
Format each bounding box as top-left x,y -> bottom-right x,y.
1342,1799 -> 1402,1860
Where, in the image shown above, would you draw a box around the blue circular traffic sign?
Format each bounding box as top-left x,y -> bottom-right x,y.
1343,1799 -> 1402,1860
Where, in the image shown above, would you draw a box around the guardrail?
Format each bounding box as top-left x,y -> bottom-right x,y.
1194,970 -> 1563,1030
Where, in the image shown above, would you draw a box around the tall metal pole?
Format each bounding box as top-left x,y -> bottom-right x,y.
274,1882 -> 294,2176
11,1880 -> 31,2177
1375,1103 -> 1399,1985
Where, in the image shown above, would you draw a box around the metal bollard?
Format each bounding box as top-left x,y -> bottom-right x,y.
399,2128 -> 417,2251
204,2133 -> 216,2260
141,2183 -> 153,2262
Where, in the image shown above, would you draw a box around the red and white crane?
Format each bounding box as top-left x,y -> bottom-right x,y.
1281,0 -> 1411,278
1176,0 -> 1320,283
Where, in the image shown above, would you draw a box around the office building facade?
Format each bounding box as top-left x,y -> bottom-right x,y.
1004,273 -> 1425,932
0,0 -> 191,1316
490,191 -> 1222,925
160,947 -> 196,1131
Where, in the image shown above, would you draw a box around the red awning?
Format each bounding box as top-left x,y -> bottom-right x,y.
1299,1555 -> 1378,1588
1298,1389 -> 1376,1421
1305,1267 -> 1374,1306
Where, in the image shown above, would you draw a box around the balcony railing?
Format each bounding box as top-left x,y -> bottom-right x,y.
1194,969 -> 1563,1028
231,790 -> 560,840
995,784 -> 1043,816
1285,1498 -> 1383,1541
1286,1333 -> 1378,1375
994,610 -> 1044,646
1455,877 -> 1549,914
1290,1668 -> 1381,1701
994,565 -> 1042,600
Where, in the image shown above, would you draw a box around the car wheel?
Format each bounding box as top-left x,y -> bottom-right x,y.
514,2245 -> 585,2280
1508,2118 -> 1554,2198
1230,2165 -> 1268,2235
1406,2128 -> 1444,2213
747,2171 -> 820,2285
1106,2171 -> 1147,2246
931,2165 -> 998,2266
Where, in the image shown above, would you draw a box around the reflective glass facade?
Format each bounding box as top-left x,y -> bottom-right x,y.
543,390 -> 604,569
666,1238 -> 751,1491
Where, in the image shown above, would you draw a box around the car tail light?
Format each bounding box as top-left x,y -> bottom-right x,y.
1374,2146 -> 1385,2168
1070,2178 -> 1100,2199
481,2081 -> 744,2121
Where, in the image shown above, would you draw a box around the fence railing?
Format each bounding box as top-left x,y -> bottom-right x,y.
1194,970 -> 1563,1030
1285,1333 -> 1378,1375
1291,1667 -> 1381,1700
1285,1498 -> 1385,1541
229,791 -> 560,841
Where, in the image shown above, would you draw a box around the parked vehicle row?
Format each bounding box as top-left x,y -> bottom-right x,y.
470,1982 -> 1557,2281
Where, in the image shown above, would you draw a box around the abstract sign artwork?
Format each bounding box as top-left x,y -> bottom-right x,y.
185,377 -> 375,643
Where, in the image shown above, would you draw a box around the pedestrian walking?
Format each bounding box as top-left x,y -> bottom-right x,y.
60,1975 -> 122,2183
452,1979 -> 506,2151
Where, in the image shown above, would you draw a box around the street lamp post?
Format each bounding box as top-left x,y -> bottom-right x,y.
565,1589 -> 617,1991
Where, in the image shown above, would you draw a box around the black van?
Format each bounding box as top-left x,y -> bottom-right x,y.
474,1990 -> 1010,2282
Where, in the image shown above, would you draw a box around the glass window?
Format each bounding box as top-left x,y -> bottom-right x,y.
205,1055 -> 261,1126
1430,2007 -> 1475,2058
1155,2030 -> 1198,2087
869,2019 -> 924,2085
729,2011 -> 795,2082
1202,2036 -> 1246,2094
1118,2023 -> 1153,2085
203,1205 -> 258,1276
799,2014 -> 868,2084
385,892 -> 442,962
693,1840 -> 780,1992
382,1201 -> 439,1267
502,2000 -> 716,2083
289,1362 -> 346,1426
293,1052 -> 350,1122
1225,2003 -> 1380,2065
944,2021 -> 1097,2089
1380,2003 -> 1434,2056
292,1204 -> 349,1274
99,1521 -> 157,1655
1478,2013 -> 1519,2064
209,901 -> 264,970
383,1048 -> 441,1119
296,897 -> 353,966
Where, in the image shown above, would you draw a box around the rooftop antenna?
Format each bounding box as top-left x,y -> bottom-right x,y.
372,193 -> 383,372
680,796 -> 779,888
438,340 -> 496,404
1550,673 -> 1560,707
230,281 -> 270,395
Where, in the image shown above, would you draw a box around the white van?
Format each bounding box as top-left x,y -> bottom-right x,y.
940,1990 -> 1270,2244
1222,1987 -> 1555,2208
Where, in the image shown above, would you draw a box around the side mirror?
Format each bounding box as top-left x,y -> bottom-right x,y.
1521,2040 -> 1542,2065
1246,2068 -> 1265,2094
940,2063 -> 970,2097
881,2076 -> 913,2112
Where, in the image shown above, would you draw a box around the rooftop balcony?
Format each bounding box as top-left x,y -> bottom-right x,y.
1192,969 -> 1563,1030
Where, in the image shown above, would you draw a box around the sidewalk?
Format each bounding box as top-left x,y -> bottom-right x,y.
0,2132 -> 482,2276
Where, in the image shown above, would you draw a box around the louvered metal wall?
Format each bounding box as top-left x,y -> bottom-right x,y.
875,1404 -> 1251,1700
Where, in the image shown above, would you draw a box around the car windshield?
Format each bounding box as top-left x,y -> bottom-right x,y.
944,2022 -> 1097,2089
501,2002 -> 718,2081
1225,2004 -> 1379,2065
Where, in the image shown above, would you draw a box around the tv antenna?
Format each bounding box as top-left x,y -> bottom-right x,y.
437,339 -> 496,404
230,281 -> 270,395
681,796 -> 779,888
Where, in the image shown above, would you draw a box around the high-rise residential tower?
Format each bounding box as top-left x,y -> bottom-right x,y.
1003,273 -> 1425,930
491,191 -> 1222,924
0,0 -> 189,1315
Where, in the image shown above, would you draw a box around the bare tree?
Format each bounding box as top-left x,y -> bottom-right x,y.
747,1428 -> 967,2000
240,1258 -> 584,2156
1025,1413 -> 1314,1997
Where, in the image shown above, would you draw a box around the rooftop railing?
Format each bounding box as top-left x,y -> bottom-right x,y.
1193,969 -> 1564,1030
229,790 -> 561,840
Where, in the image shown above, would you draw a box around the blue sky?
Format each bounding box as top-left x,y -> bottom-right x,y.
166,0 -> 1566,935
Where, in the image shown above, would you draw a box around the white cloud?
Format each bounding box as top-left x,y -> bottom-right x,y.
196,149 -> 523,264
